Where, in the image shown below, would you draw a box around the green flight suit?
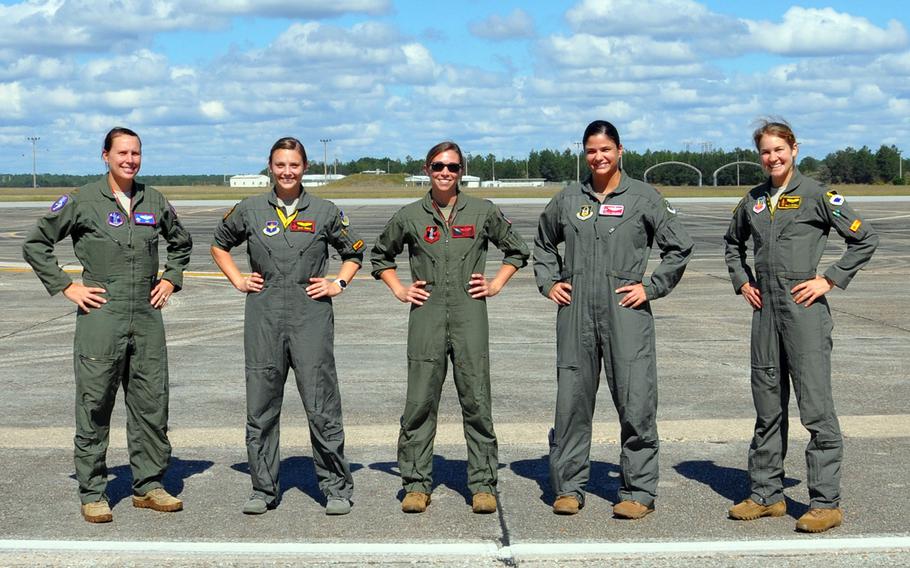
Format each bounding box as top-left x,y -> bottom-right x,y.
22,177 -> 192,504
213,189 -> 363,506
534,175 -> 693,507
724,170 -> 878,509
370,191 -> 529,495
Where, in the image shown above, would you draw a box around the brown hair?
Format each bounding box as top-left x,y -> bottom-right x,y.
425,141 -> 463,166
269,137 -> 307,164
103,127 -> 141,151
752,119 -> 797,150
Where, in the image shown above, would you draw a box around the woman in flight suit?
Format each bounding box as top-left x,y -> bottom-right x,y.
211,137 -> 364,516
22,127 -> 192,523
724,120 -> 878,533
534,120 -> 693,518
370,141 -> 529,515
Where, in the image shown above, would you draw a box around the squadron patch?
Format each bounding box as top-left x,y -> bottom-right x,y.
849,219 -> 862,232
50,194 -> 69,212
599,203 -> 624,216
339,210 -> 350,227
133,212 -> 156,225
107,212 -> 124,227
827,191 -> 845,206
263,220 -> 280,236
753,196 -> 767,214
452,225 -> 475,238
777,195 -> 801,209
290,220 -> 315,233
576,205 -> 594,220
664,199 -> 677,215
424,225 -> 440,244
352,239 -> 364,251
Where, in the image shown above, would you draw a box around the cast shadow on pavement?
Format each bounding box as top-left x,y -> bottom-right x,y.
510,455 -> 622,506
231,457 -> 365,506
369,456 -> 507,505
71,456 -> 214,508
674,460 -> 808,519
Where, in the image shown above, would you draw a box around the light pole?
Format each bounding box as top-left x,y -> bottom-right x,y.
898,149 -> 903,181
320,138 -> 332,182
573,142 -> 582,183
465,152 -> 471,177
491,154 -> 496,181
27,136 -> 40,188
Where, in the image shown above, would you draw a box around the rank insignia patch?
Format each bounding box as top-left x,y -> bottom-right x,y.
849,219 -> 862,232
50,195 -> 69,212
452,225 -> 475,238
107,212 -> 124,227
352,239 -> 364,251
753,197 -> 767,214
290,220 -> 315,232
133,212 -> 156,225
777,195 -> 801,209
576,205 -> 594,220
599,203 -> 624,216
263,220 -> 280,236
424,225 -> 440,244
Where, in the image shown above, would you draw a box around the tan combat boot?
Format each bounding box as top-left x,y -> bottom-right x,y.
613,500 -> 654,519
132,488 -> 183,512
401,491 -> 431,513
81,500 -> 112,523
796,508 -> 843,533
472,492 -> 497,514
552,495 -> 581,515
728,498 -> 786,520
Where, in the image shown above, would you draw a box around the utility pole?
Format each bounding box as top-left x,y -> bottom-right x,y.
898,148 -> 903,181
27,136 -> 40,188
492,154 -> 496,181
465,152 -> 471,177
573,142 -> 582,183
320,138 -> 332,182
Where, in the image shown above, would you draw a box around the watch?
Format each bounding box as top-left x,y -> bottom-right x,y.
334,278 -> 348,292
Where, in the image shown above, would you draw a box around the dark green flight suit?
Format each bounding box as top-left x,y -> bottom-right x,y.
213,189 -> 363,506
22,177 -> 192,504
724,170 -> 878,509
534,175 -> 693,507
370,192 -> 529,495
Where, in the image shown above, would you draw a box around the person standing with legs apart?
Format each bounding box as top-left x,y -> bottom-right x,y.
371,141 -> 529,514
22,127 -> 192,523
211,137 -> 363,516
724,120 -> 878,533
535,120 -> 693,518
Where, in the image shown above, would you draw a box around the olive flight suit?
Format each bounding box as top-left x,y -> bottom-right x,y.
22,177 -> 192,504
534,175 -> 693,507
724,170 -> 878,509
370,191 -> 529,495
213,189 -> 363,506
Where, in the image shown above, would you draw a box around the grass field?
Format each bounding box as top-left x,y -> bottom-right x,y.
2,180 -> 908,202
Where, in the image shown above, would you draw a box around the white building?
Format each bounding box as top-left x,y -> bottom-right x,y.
496,178 -> 546,188
229,174 -> 270,188
301,174 -> 345,188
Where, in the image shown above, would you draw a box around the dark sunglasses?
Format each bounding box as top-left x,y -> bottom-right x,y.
429,161 -> 462,173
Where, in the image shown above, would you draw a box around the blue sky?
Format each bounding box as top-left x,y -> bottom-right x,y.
1,0 -> 908,175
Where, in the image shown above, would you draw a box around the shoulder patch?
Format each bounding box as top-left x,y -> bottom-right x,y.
339,209 -> 350,227
826,191 -> 845,206
223,205 -> 237,220
664,199 -> 677,215
50,194 -> 70,213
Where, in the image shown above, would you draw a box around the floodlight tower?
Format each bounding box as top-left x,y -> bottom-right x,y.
27,136 -> 40,188
320,138 -> 332,182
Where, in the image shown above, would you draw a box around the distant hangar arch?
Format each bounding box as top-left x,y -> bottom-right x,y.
643,161 -> 703,186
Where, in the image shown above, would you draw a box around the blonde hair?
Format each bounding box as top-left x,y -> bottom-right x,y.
752,118 -> 797,150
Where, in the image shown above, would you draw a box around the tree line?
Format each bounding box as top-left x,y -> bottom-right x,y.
2,145 -> 905,187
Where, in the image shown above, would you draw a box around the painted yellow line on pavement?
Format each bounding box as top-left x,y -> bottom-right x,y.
2,415 -> 907,449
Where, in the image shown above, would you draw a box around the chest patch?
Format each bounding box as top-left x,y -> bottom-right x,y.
753,197 -> 767,214
576,205 -> 594,220
263,220 -> 280,236
290,220 -> 315,233
424,225 -> 440,244
599,204 -> 624,216
452,225 -> 475,238
133,212 -> 156,225
777,195 -> 801,209
107,212 -> 124,227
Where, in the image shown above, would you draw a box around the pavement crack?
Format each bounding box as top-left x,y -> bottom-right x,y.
494,492 -> 518,566
0,309 -> 74,341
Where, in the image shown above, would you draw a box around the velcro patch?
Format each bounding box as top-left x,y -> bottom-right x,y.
452,225 -> 475,238
133,212 -> 156,225
290,220 -> 315,232
777,195 -> 801,209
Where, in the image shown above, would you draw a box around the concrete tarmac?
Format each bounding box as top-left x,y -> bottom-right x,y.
1,196 -> 908,565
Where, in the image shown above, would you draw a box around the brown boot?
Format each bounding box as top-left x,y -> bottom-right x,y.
81,500 -> 112,523
613,500 -> 654,519
552,495 -> 581,515
472,492 -> 497,514
401,491 -> 431,513
796,508 -> 843,533
729,498 -> 786,520
132,488 -> 183,512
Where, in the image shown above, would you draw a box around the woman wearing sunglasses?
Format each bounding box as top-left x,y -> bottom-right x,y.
371,141 -> 529,515
534,120 -> 693,518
